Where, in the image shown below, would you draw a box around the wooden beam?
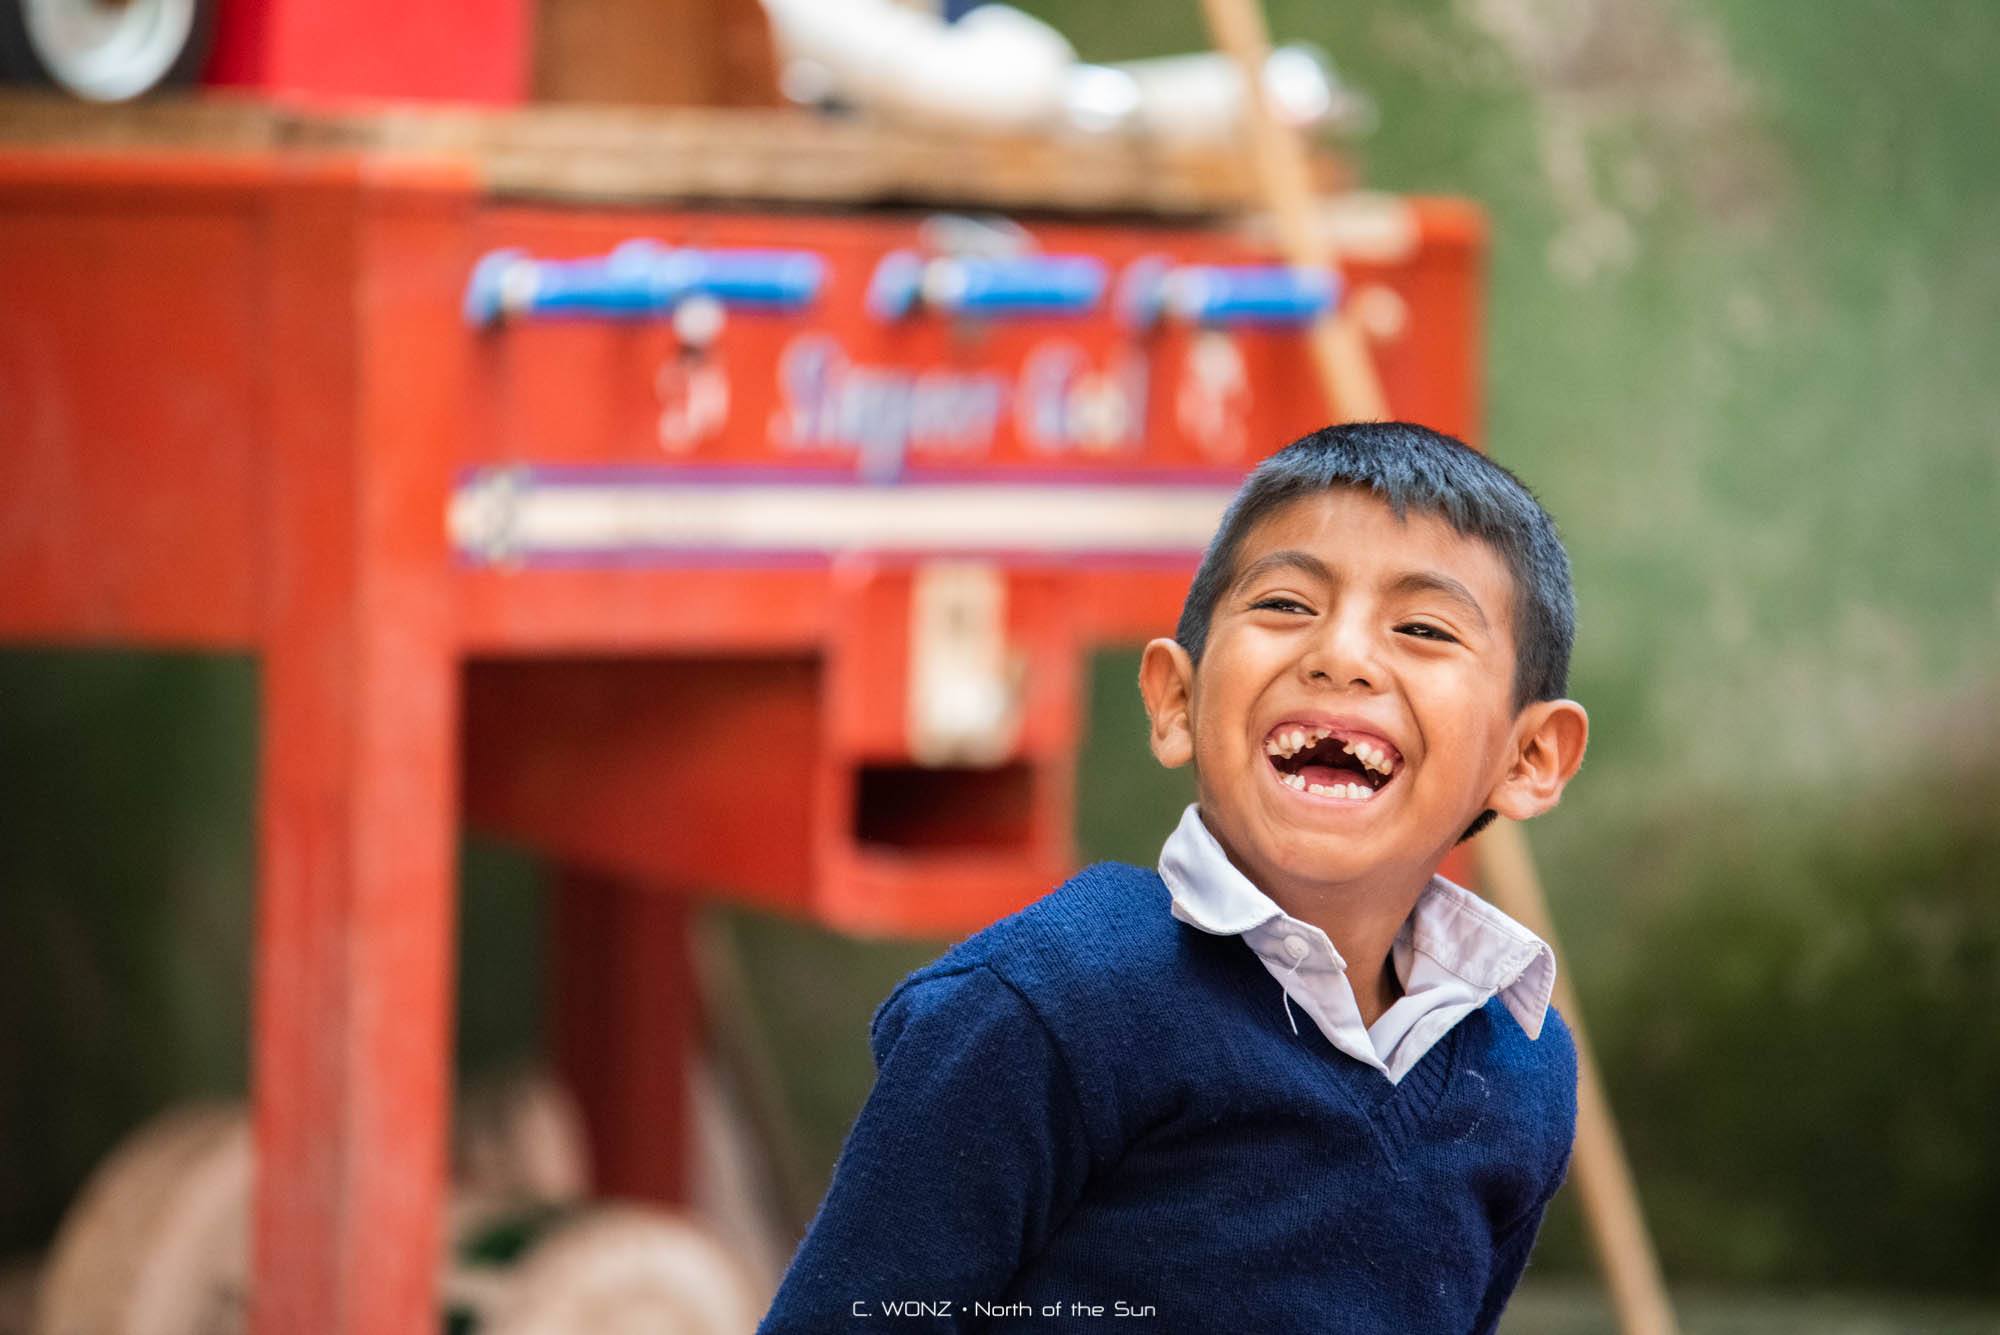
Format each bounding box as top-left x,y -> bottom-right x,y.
0,92 -> 1350,215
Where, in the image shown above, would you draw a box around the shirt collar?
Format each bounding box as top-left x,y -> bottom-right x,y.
1158,804 -> 1557,1039
1160,803 -> 1289,937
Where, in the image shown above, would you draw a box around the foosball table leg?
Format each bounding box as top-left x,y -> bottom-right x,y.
548,870 -> 703,1207
249,620 -> 461,1335
245,172 -> 470,1335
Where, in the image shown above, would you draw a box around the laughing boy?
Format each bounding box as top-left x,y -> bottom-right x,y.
760,420 -> 1590,1332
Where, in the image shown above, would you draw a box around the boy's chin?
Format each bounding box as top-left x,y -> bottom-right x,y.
1252,826 -> 1411,888
1250,810 -> 1478,894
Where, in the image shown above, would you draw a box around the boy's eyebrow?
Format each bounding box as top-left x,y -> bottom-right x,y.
1232,550 -> 1332,591
1388,571 -> 1491,628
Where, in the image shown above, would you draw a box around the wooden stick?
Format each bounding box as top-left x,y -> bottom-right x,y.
1475,822 -> 1680,1335
1195,0 -> 1386,422
1194,3 -> 1679,1332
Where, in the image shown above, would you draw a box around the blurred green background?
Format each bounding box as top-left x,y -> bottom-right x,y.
4,0 -> 1997,1319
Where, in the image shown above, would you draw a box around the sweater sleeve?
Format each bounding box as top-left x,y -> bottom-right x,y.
1466,1151 -> 1568,1335
1470,1009 -> 1580,1335
758,963 -> 1097,1333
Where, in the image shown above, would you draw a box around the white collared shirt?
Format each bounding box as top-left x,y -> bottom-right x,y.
1159,805 -> 1557,1084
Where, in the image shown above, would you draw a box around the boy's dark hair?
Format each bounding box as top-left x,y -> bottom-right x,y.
1176,421 -> 1575,712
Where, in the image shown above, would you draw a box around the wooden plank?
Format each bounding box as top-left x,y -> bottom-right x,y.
0,92 -> 1349,214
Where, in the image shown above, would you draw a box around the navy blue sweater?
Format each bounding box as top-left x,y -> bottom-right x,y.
761,862 -> 1577,1333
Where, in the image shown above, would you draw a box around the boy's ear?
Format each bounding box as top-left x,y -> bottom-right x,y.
1138,638 -> 1196,769
1485,699 -> 1589,822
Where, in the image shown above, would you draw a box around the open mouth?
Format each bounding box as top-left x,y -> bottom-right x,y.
1264,724 -> 1402,801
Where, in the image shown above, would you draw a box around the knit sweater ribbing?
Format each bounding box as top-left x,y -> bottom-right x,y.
761,861 -> 1578,1333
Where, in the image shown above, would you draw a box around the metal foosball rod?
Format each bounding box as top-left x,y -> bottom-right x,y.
1193,2 -> 1681,1332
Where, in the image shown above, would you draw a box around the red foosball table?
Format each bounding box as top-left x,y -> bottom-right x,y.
0,106 -> 1483,1335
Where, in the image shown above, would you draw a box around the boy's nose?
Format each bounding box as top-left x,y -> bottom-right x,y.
1300,614 -> 1382,690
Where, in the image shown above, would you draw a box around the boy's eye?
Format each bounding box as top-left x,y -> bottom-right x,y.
1397,622 -> 1458,643
1250,596 -> 1311,614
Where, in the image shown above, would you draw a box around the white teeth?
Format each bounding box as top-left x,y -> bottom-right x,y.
1335,736 -> 1395,774
1272,726 -> 1353,758
1347,740 -> 1394,775
1298,779 -> 1376,801
1272,726 -> 1395,774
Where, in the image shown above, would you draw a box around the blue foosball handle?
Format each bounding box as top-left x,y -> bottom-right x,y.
1118,257 -> 1339,329
465,241 -> 826,327
868,252 -> 1108,321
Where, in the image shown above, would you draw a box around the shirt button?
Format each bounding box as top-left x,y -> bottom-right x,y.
1283,935 -> 1310,961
